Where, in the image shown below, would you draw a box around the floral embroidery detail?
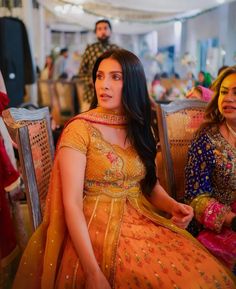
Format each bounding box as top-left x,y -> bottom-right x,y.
226,163 -> 232,169
203,200 -> 231,232
185,126 -> 236,208
106,151 -> 119,164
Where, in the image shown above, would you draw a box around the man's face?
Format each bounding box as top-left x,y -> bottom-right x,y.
63,51 -> 69,58
96,22 -> 111,42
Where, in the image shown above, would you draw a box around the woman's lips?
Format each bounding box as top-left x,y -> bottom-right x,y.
222,105 -> 236,112
99,93 -> 112,99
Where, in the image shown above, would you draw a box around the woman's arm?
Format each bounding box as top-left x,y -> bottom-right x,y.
148,182 -> 193,229
185,132 -> 234,232
185,133 -> 215,203
59,147 -> 111,289
148,182 -> 176,214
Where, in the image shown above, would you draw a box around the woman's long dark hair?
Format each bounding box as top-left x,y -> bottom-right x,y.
90,49 -> 157,197
199,65 -> 236,131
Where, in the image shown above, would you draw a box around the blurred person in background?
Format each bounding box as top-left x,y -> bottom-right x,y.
195,70 -> 212,88
78,19 -> 119,106
150,73 -> 166,102
186,85 -> 213,102
53,48 -> 69,80
40,55 -> 54,80
185,71 -> 195,90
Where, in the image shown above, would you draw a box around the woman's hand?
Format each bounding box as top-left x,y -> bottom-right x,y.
223,211 -> 236,227
85,269 -> 111,289
170,202 -> 194,229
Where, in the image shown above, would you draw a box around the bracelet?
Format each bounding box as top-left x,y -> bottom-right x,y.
231,216 -> 236,232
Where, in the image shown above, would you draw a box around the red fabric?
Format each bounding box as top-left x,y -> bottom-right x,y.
197,201 -> 236,270
0,137 -> 19,187
0,137 -> 19,258
0,91 -> 9,116
197,227 -> 236,270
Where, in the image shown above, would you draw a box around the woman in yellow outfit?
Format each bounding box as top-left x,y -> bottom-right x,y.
13,49 -> 235,289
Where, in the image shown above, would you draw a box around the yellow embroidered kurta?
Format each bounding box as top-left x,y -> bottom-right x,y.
12,109 -> 236,289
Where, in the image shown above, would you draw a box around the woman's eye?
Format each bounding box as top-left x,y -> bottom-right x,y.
220,91 -> 227,95
113,74 -> 122,80
96,74 -> 103,80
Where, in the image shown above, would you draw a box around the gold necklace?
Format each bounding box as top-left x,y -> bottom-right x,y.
226,122 -> 236,138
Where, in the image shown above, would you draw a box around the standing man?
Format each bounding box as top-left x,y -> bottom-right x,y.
53,47 -> 69,80
78,19 -> 119,105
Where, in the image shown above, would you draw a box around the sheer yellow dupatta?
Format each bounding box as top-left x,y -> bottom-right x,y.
12,156 -> 65,289
12,114 -> 84,289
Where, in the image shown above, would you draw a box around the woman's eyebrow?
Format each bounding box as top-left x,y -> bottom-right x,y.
97,70 -> 122,73
221,85 -> 236,90
221,86 -> 229,89
106,70 -> 123,73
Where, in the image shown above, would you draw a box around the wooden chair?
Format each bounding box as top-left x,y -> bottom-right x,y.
156,99 -> 207,201
74,80 -> 91,113
2,107 -> 55,231
37,80 -> 54,108
37,80 -> 62,126
54,80 -> 75,124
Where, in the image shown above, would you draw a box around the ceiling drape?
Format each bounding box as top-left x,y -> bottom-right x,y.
38,0 -> 236,34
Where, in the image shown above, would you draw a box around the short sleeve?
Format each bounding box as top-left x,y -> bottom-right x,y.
58,119 -> 90,155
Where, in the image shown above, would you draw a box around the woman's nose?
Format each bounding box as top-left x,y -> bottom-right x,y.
101,76 -> 109,89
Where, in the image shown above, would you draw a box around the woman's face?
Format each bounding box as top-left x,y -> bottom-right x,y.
95,57 -> 124,113
218,73 -> 236,121
46,56 -> 52,64
198,72 -> 205,83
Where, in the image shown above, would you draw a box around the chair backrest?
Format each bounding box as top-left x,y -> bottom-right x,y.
37,80 -> 54,108
156,99 -> 207,201
54,80 -> 75,124
2,107 -> 55,230
74,80 -> 91,113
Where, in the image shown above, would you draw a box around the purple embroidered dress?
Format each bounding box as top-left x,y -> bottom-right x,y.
185,126 -> 236,272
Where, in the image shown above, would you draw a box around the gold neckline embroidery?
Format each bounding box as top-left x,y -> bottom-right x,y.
85,123 -> 131,151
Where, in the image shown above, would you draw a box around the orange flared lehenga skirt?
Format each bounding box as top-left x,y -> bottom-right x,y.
55,201 -> 235,289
